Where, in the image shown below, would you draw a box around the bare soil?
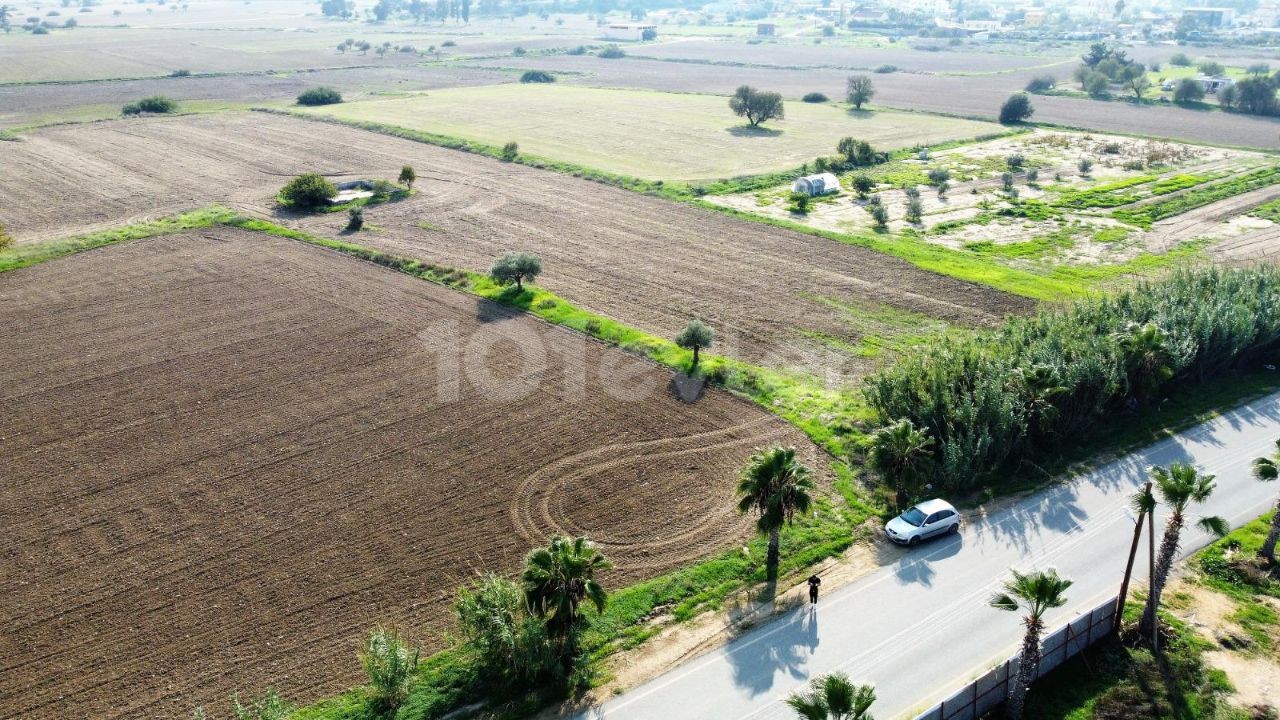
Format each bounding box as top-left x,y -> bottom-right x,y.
468,54 -> 1280,149
0,112 -> 1031,381
0,226 -> 824,719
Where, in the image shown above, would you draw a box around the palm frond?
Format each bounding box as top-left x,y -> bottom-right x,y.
1198,515 -> 1230,538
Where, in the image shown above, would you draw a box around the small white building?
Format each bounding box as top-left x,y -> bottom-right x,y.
602,24 -> 657,41
792,173 -> 841,196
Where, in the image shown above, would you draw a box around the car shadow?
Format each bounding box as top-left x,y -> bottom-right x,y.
886,532 -> 963,587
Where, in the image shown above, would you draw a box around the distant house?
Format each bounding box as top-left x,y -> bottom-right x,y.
792,173 -> 841,196
603,23 -> 657,41
757,22 -> 777,36
1181,7 -> 1236,28
1197,74 -> 1235,93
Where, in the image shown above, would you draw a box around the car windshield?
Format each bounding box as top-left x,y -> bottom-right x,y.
900,507 -> 927,527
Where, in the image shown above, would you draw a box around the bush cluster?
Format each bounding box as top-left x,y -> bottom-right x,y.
296,86 -> 342,106
864,267 -> 1280,490
121,96 -> 177,115
520,70 -> 555,83
277,173 -> 337,208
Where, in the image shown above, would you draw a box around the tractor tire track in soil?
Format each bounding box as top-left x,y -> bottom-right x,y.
0,227 -> 823,719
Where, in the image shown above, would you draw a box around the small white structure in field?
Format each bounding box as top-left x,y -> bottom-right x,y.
603,23 -> 656,41
792,173 -> 841,196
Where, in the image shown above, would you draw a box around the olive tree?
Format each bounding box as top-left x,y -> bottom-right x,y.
490,252 -> 541,290
729,85 -> 785,127
398,165 -> 416,189
675,320 -> 714,368
845,74 -> 875,110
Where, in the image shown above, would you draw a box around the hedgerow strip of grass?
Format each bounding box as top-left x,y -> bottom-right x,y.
0,207 -> 237,273
226,215 -> 869,457
1114,165 -> 1280,228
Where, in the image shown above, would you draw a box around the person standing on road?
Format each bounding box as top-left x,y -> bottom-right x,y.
807,574 -> 822,605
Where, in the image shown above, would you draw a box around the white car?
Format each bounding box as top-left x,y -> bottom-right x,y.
884,498 -> 961,546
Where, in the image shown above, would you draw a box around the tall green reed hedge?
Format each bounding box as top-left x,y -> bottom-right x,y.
863,266 -> 1280,489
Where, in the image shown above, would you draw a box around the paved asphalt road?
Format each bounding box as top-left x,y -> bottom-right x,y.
579,392 -> 1280,720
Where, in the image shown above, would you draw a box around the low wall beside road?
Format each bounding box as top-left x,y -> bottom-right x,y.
914,597 -> 1118,720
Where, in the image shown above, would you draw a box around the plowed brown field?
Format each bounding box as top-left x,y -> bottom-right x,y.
0,227 -> 820,719
0,112 -> 1030,381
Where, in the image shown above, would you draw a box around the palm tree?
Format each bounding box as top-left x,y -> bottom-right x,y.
1016,364 -> 1067,436
521,535 -> 612,658
786,672 -> 876,720
866,419 -> 935,511
1113,321 -> 1176,403
1139,463 -> 1228,640
737,446 -> 815,582
989,568 -> 1073,720
1250,437 -> 1280,564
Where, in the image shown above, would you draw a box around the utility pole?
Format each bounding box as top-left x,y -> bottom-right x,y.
1114,481 -> 1151,632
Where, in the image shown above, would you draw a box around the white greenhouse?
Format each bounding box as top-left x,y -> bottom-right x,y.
791,173 -> 841,196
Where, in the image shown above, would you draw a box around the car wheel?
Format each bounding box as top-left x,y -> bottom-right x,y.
949,522 -> 960,535
908,535 -> 920,546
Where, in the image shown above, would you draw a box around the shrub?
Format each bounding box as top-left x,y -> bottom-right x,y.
360,626 -> 419,713
296,86 -> 342,106
346,207 -> 364,231
63,17 -> 76,26
1026,168 -> 1039,183
905,196 -> 923,223
1025,75 -> 1055,93
1001,171 -> 1015,191
1006,153 -> 1026,170
802,92 -> 829,103
456,574 -> 558,689
868,197 -> 888,228
0,224 -> 13,250
170,69 -> 191,77
1174,77 -> 1206,104
278,173 -> 337,208
598,44 -> 625,58
787,191 -> 812,214
852,174 -> 874,197
501,141 -> 519,161
1169,52 -> 1191,66
398,165 -> 415,189
31,24 -> 49,33
520,69 -> 555,83
442,39 -> 456,46
873,64 -> 897,73
863,266 -> 1280,490
1198,60 -> 1225,77
122,95 -> 176,115
231,689 -> 293,720
512,45 -> 526,55
1078,157 -> 1094,174
566,45 -> 586,55
998,92 -> 1034,124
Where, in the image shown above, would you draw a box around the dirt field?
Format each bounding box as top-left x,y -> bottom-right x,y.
467,55 -> 1280,150
0,65 -> 515,129
0,112 -> 1030,381
0,225 -> 823,719
300,85 -> 1001,181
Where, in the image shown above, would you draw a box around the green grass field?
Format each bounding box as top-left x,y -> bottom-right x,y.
299,85 -> 1001,181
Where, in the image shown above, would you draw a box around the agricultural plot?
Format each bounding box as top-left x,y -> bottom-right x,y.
298,85 -> 1003,181
468,55 -> 1280,150
631,38 -> 1077,74
0,112 -> 1027,383
0,226 -> 822,719
710,129 -> 1279,276
0,64 -> 515,130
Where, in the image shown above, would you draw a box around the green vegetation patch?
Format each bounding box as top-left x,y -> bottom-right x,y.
1114,166 -> 1280,228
